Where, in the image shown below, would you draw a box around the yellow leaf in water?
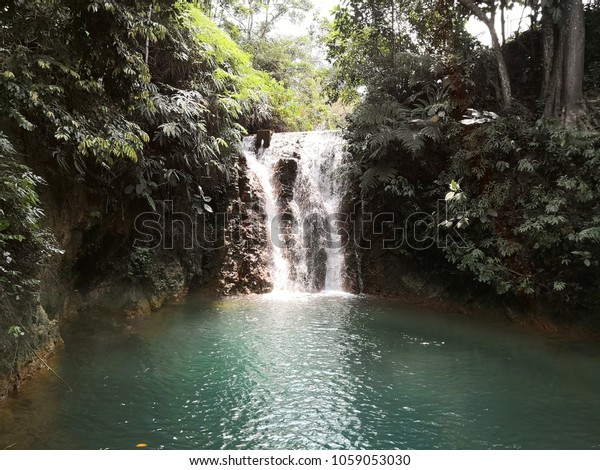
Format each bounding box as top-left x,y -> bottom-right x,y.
136,443 -> 148,448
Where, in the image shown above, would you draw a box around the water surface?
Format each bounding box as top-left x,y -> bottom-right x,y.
1,294 -> 600,450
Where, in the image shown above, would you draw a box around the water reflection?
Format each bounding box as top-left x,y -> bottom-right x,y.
1,295 -> 600,450
225,296 -> 363,449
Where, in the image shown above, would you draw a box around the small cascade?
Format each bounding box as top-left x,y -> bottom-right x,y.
244,139 -> 292,292
243,131 -> 348,293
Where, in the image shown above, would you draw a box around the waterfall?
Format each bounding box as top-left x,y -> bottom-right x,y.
244,138 -> 292,292
243,131 -> 347,293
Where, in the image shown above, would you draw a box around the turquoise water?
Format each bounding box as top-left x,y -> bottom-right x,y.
1,294 -> 600,450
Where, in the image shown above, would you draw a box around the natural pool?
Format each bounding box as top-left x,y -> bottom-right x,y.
1,294 -> 600,450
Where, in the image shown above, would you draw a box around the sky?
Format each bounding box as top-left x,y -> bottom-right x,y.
276,0 -> 338,36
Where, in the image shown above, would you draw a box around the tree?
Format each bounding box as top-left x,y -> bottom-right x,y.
457,0 -> 513,107
245,35 -> 338,130
455,0 -> 587,122
203,0 -> 313,41
541,0 -> 586,126
326,0 -> 422,102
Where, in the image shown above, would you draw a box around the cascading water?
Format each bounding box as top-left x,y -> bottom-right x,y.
244,138 -> 292,292
243,131 -> 347,293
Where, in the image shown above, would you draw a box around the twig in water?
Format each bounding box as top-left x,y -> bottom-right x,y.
24,340 -> 73,393
5,304 -> 74,393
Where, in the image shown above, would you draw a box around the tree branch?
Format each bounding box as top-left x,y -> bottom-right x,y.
458,0 -> 492,28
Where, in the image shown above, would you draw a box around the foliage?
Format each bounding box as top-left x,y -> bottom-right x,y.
441,117 -> 600,307
0,0 -> 162,168
7,325 -> 25,339
334,0 -> 600,316
200,0 -> 313,41
0,133 -> 50,301
246,36 -> 341,131
191,4 -> 338,131
0,0 -> 310,218
347,86 -> 600,313
0,0 -> 328,316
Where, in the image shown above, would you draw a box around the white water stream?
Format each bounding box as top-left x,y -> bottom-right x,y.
244,131 -> 347,293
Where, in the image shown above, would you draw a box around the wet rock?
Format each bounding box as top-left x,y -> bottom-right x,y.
307,248 -> 328,292
0,302 -> 62,400
216,163 -> 274,296
273,158 -> 298,208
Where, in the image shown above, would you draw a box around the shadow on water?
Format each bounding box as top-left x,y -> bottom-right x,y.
1,294 -> 600,450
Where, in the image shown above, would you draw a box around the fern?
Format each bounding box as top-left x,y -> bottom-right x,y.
360,158 -> 398,192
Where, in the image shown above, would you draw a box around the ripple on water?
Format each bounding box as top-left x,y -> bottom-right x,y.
1,294 -> 600,450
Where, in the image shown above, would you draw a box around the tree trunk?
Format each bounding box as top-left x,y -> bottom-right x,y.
458,0 -> 512,107
543,27 -> 564,118
500,0 -> 506,46
562,0 -> 586,126
391,0 -> 396,62
489,24 -> 513,108
261,0 -> 271,39
542,6 -> 564,118
542,0 -> 586,126
145,5 -> 153,65
541,11 -> 554,101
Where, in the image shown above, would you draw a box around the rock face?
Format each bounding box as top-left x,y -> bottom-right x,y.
307,247 -> 328,292
40,152 -> 274,314
255,130 -> 273,150
217,156 -> 273,296
0,303 -> 62,399
274,158 -> 298,209
0,147 -> 273,399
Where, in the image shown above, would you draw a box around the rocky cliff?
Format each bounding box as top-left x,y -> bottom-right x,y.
0,148 -> 272,399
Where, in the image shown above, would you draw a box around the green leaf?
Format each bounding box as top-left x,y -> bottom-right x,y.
145,196 -> 157,212
553,281 -> 566,292
8,325 -> 25,338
